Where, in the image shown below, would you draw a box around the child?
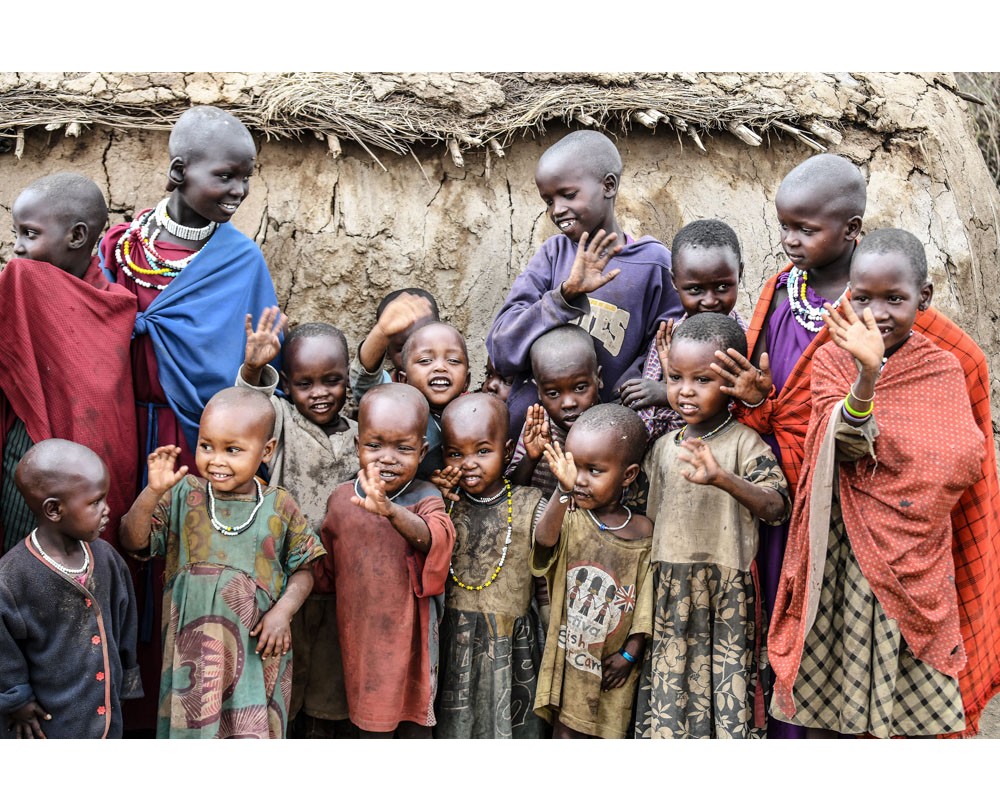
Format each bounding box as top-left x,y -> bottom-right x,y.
769,229 -> 984,738
99,106 -> 279,731
432,394 -> 544,738
531,404 -> 653,738
0,439 -> 141,738
118,387 -> 324,739
635,314 -> 789,739
237,307 -> 359,737
0,174 -> 137,555
481,354 -> 514,403
350,288 -> 439,407
397,320 -> 471,478
619,219 -> 749,442
486,130 -> 683,440
320,383 -> 456,737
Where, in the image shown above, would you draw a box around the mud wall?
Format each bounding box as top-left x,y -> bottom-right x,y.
1,76 -> 997,438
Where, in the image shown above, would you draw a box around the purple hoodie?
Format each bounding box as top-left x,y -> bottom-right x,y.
487,233 -> 683,438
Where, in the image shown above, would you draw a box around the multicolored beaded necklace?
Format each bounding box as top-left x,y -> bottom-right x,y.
446,477 -> 513,592
786,266 -> 844,333
114,199 -> 214,289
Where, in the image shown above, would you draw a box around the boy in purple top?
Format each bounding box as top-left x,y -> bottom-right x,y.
486,130 -> 684,440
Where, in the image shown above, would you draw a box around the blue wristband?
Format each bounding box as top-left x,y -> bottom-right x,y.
619,648 -> 636,664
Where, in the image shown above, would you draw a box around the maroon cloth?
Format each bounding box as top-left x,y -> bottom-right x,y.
0,257 -> 138,549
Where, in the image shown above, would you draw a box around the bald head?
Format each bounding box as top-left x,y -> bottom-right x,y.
530,324 -> 599,380
168,105 -> 255,164
359,382 -> 430,437
16,173 -> 107,240
538,130 -> 623,183
777,154 -> 867,220
441,392 -> 509,444
15,439 -> 107,512
203,386 -> 276,440
400,321 -> 469,368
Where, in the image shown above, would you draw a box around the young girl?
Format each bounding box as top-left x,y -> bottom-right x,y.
635,313 -> 789,738
118,387 -> 324,739
432,394 -> 544,738
769,229 -> 984,737
531,404 -> 653,739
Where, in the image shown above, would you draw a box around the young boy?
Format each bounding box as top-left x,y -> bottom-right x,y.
0,173 -> 137,555
397,320 -> 471,478
350,288 -> 439,409
531,404 -> 653,738
320,383 -> 456,737
635,314 -> 789,739
486,130 -> 683,440
0,439 -> 141,738
770,229 -> 984,737
99,105 -> 279,731
118,387 -> 324,739
237,307 -> 359,737
619,219 -> 748,442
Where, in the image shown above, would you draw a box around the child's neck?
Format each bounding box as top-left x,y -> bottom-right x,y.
806,245 -> 855,299
320,415 -> 349,435
680,408 -> 732,440
32,524 -> 86,560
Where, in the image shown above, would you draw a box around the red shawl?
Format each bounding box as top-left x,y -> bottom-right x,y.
770,335 -> 984,720
0,257 -> 138,548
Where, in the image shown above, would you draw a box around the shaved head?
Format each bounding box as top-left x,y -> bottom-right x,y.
530,324 -> 599,380
538,130 -> 623,183
777,154 -> 867,220
400,321 -> 469,368
16,173 -> 108,237
441,392 -> 509,444
569,404 -> 647,466
203,386 -> 276,440
359,382 -> 430,437
168,105 -> 255,164
15,439 -> 107,511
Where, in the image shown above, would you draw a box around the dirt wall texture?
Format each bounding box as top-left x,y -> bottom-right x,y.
0,72 -> 997,443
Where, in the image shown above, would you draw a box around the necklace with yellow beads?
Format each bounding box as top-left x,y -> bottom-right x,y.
446,477 -> 513,591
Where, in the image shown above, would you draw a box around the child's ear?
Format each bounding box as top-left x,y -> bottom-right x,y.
845,215 -> 863,241
621,462 -> 640,489
737,261 -> 745,281
166,157 -> 186,192
503,438 -> 515,466
596,365 -> 604,391
918,280 -> 934,311
602,173 -> 619,199
461,365 -> 470,394
67,221 -> 89,251
353,434 -> 360,459
42,497 -> 61,523
418,439 -> 430,463
261,437 -> 277,465
397,370 -> 408,385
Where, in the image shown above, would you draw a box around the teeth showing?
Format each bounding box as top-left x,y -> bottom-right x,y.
559,220 -> 574,230
429,378 -> 451,388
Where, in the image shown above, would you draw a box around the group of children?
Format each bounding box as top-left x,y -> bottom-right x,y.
1,108 -> 998,740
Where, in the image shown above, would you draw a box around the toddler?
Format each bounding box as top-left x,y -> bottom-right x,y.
0,439 -> 141,738
531,404 -> 653,738
481,354 -> 513,403
119,387 -> 324,738
635,313 -> 789,739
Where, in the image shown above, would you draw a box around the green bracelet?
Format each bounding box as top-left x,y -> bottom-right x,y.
843,395 -> 873,419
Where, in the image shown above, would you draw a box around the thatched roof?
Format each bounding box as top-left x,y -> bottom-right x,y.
0,71 -> 972,165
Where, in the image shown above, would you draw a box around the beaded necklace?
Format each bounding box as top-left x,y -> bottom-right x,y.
677,414 -> 734,443
585,505 -> 632,533
207,479 -> 264,537
786,266 -> 844,333
114,207 -> 206,289
30,529 -> 89,575
154,198 -> 217,242
446,477 -> 514,592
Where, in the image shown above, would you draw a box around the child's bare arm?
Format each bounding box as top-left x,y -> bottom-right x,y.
679,439 -> 785,523
561,230 -> 624,300
119,446 -> 188,552
601,632 -> 646,691
351,463 -> 432,553
532,441 -> 577,548
358,293 -> 434,373
8,701 -> 51,739
510,404 -> 551,486
250,568 -> 313,659
241,306 -> 288,387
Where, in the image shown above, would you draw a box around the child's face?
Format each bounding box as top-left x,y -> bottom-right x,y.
196,405 -> 276,495
481,357 -> 513,402
564,426 -> 638,513
387,313 -> 436,375
534,356 -> 601,433
441,407 -> 511,498
282,336 -> 348,431
58,463 -> 111,542
534,156 -> 616,244
10,190 -> 76,271
400,324 -> 470,412
356,399 -> 428,497
672,245 -> 742,316
666,338 -> 731,433
775,188 -> 861,272
175,136 -> 256,225
849,250 -> 932,353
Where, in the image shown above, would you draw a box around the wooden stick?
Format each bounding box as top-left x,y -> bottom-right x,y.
574,112 -> 599,127
772,121 -> 826,152
14,128 -> 24,160
326,133 -> 342,159
448,138 -> 464,168
484,142 -> 492,181
686,126 -> 707,154
726,122 -> 762,147
632,110 -> 658,129
487,138 -> 505,158
807,121 -> 843,145
65,122 -> 82,138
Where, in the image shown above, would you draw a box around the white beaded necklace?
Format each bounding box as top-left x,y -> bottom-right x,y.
786,266 -> 844,333
207,479 -> 264,537
585,506 -> 633,533
154,198 -> 217,242
30,529 -> 89,575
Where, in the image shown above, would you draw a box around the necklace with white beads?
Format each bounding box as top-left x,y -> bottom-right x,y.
30,529 -> 89,575
207,479 -> 264,537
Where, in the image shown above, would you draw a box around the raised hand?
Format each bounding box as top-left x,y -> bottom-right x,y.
430,466 -> 462,503
654,318 -> 674,373
678,438 -> 722,487
542,440 -> 577,494
822,301 -> 884,373
376,292 -> 434,341
711,348 -> 773,404
523,404 -> 552,461
147,446 -> 188,496
350,463 -> 393,517
244,306 -> 287,370
619,378 -> 670,410
561,229 -> 624,299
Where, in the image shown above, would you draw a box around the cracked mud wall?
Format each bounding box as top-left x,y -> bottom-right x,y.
1,84 -> 997,444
